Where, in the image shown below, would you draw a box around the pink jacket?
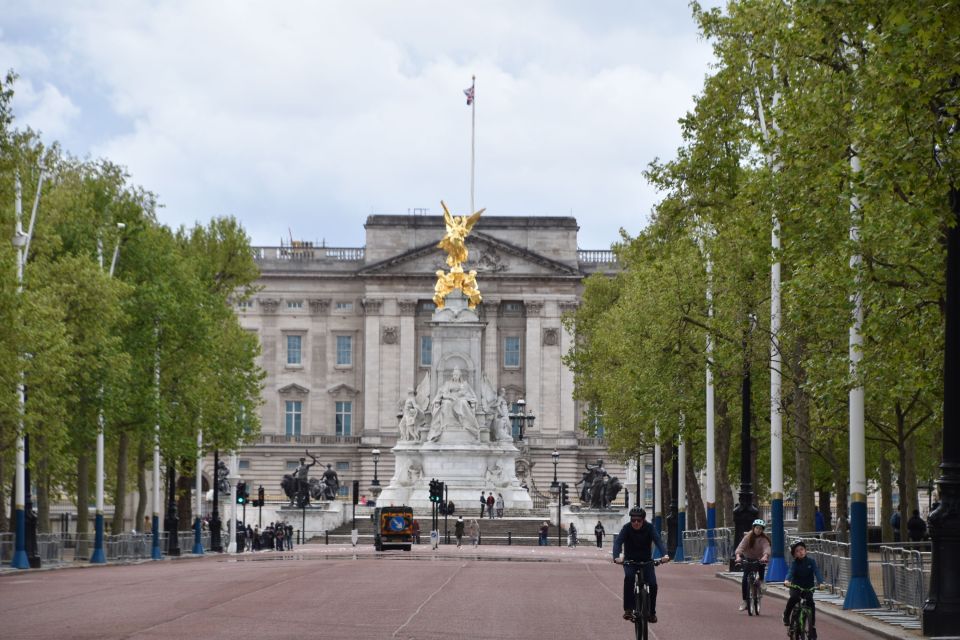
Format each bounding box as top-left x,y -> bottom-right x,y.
735,533 -> 771,561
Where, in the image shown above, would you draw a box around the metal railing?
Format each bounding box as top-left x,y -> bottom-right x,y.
880,546 -> 930,615
252,246 -> 365,262
680,527 -> 734,563
254,434 -> 363,445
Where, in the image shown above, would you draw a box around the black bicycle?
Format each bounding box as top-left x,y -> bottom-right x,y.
787,585 -> 817,640
623,559 -> 663,640
739,559 -> 765,616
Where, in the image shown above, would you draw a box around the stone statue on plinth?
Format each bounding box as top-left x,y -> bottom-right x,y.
320,464 -> 341,500
281,450 -> 318,507
427,367 -> 481,441
575,459 -> 624,509
216,460 -> 230,496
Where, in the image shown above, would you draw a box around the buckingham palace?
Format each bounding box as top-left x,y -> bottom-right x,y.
231,214 -> 626,504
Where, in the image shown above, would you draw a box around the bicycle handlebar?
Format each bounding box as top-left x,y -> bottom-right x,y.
622,559 -> 663,567
788,584 -> 818,592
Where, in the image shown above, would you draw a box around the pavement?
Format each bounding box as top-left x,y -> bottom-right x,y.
0,542 -> 919,639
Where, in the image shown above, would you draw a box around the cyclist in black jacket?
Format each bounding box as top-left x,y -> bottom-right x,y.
613,507 -> 670,623
783,539 -> 824,638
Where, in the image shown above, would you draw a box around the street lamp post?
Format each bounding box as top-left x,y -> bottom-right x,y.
11,169 -> 45,570
165,458 -> 180,556
371,448 -> 381,497
210,449 -> 222,552
510,399 -> 536,441
551,450 -> 559,488
923,185 -> 960,634
92,222 -> 124,565
732,315 -> 759,570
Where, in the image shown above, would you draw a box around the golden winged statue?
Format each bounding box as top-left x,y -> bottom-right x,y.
434,201 -> 485,310
438,200 -> 485,269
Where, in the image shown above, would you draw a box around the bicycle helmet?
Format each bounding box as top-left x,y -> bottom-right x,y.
790,539 -> 806,556
629,506 -> 646,519
752,519 -> 766,529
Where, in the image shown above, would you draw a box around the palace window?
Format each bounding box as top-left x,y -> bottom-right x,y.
420,336 -> 433,367
336,461 -> 350,470
284,400 -> 302,437
504,336 -> 521,368
287,299 -> 303,310
239,460 -> 251,470
286,334 -> 302,365
336,335 -> 352,366
335,401 -> 352,436
335,301 -> 353,312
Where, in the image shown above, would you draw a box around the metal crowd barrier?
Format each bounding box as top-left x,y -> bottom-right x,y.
880,546 -> 930,615
797,536 -> 851,596
678,527 -> 733,563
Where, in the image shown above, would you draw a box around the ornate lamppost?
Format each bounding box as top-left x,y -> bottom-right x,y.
731,314 -> 759,569
370,448 -> 382,500
510,399 -> 536,441
551,449 -> 559,488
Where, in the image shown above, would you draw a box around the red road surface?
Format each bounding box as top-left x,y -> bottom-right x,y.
0,545 -> 887,639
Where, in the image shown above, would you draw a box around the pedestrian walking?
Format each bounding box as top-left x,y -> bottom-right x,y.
890,507 -> 902,542
594,520 -> 606,548
486,493 -> 495,519
539,521 -> 549,546
567,522 -> 578,548
480,491 -> 486,518
496,493 -> 504,518
814,507 -> 825,532
252,526 -> 261,551
455,516 -> 465,548
468,518 -> 481,548
907,510 -> 927,542
286,523 -> 294,549
412,519 -> 421,544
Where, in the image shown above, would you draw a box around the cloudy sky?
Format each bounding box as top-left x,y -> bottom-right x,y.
2,1 -> 719,249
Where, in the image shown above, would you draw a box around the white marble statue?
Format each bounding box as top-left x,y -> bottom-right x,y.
485,463 -> 508,488
496,388 -> 513,441
396,461 -> 423,487
427,367 -> 481,441
398,392 -> 421,442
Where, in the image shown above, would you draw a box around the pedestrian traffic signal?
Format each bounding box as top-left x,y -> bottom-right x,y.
429,479 -> 443,503
236,481 -> 248,504
560,482 -> 570,506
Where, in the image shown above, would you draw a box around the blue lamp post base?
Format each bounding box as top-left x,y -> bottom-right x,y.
90,513 -> 106,563
151,515 -> 162,560
192,517 -> 204,555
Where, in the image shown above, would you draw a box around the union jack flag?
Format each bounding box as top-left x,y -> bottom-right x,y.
464,84 -> 474,106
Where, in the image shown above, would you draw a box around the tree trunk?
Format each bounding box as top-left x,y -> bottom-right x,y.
136,437 -> 148,529
0,453 -> 8,532
112,430 -> 129,534
833,468 -> 849,542
36,444 -> 50,534
76,453 -> 90,535
685,442 -> 706,530
817,488 -> 832,531
715,397 -> 735,528
879,454 -> 893,542
896,440 -> 909,543
904,436 -> 918,522
750,434 -> 759,517
793,388 -> 815,531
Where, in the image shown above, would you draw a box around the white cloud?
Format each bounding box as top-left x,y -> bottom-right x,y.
2,1 -> 719,248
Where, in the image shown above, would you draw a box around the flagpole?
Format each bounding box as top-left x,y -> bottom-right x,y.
470,75 -> 476,215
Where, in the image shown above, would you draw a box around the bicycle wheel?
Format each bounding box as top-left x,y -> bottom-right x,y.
634,575 -> 646,640
751,578 -> 761,616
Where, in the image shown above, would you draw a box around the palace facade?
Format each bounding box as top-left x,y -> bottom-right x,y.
233,214 -> 625,505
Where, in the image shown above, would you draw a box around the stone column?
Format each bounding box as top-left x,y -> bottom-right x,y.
482,300 -> 499,389
398,300 -> 418,403
259,298 -> 280,433
362,299 -> 383,435
539,301 -> 561,435
309,298 -> 330,432
559,301 -> 578,435
524,300 -> 544,426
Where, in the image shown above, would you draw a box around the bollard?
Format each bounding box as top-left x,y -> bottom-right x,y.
325,530 -> 329,545
296,529 -> 301,545
508,531 -> 512,545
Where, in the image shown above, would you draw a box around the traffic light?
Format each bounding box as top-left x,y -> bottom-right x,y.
352,479 -> 360,505
429,479 -> 442,503
236,481 -> 247,505
560,482 -> 570,506
258,485 -> 264,504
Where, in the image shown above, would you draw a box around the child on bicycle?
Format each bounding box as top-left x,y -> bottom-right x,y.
783,539 -> 824,639
613,507 -> 670,623
734,518 -> 771,611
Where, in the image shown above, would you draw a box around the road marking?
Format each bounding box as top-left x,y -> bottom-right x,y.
392,561 -> 467,638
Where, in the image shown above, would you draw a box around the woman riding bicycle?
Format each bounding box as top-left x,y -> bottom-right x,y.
734,518 -> 771,611
783,539 -> 824,639
613,507 -> 669,623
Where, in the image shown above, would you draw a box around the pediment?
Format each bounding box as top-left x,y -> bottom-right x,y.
278,384 -> 310,395
358,232 -> 580,277
327,383 -> 360,397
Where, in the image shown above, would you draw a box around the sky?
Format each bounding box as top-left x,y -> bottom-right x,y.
1,1 -> 720,250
